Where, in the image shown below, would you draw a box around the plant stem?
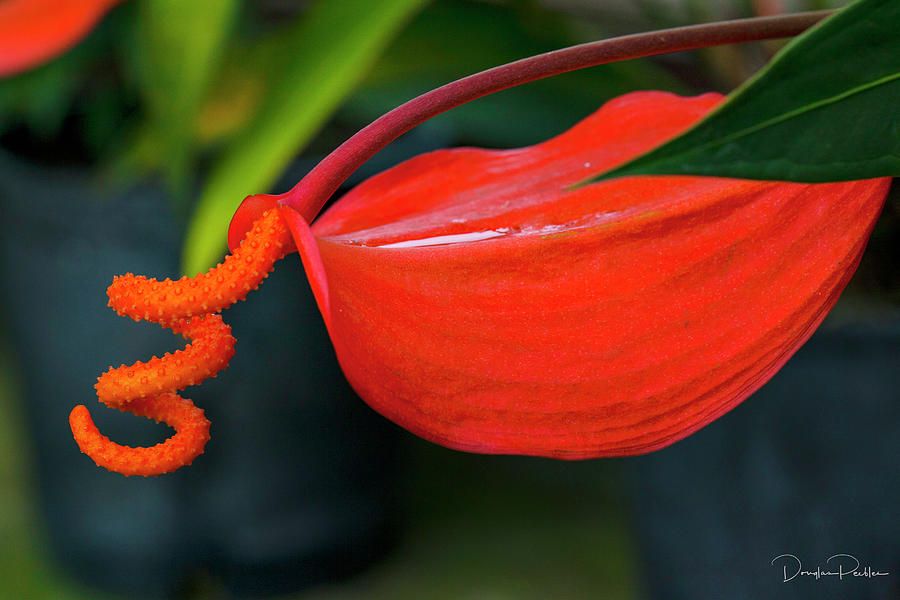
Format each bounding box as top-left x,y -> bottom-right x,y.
283,10 -> 833,221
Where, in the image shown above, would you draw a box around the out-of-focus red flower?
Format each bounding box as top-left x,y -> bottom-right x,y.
256,91 -> 888,458
0,0 -> 121,77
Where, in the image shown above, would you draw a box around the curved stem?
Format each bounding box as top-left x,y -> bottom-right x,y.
282,10 -> 833,221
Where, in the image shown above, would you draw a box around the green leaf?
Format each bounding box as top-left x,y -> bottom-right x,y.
583,0 -> 900,185
181,0 -> 427,276
137,0 -> 239,203
114,0 -> 685,179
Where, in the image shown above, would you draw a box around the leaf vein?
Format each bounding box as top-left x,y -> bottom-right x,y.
691,71 -> 900,154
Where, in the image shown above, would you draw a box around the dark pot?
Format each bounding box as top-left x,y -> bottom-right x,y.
0,150 -> 402,598
626,316 -> 900,600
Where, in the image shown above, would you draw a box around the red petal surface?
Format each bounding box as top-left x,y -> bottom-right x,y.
294,91 -> 888,458
0,0 -> 120,77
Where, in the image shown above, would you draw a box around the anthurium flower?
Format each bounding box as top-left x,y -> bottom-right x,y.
71,90 -> 889,475
262,90 -> 890,459
0,0 -> 121,77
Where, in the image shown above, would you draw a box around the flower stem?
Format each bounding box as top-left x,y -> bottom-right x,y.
281,10 -> 833,221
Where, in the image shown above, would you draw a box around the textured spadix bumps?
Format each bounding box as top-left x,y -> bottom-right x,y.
71,209 -> 292,476
277,91 -> 890,458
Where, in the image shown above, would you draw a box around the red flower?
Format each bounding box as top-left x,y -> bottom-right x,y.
268,91 -> 889,458
72,90 -> 889,475
0,0 -> 121,77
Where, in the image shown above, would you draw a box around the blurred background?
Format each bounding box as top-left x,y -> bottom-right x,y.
0,0 -> 897,599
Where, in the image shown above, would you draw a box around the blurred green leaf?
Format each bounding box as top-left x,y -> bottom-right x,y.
116,0 -> 685,186
0,58 -> 81,137
137,0 -> 239,203
182,0 -> 427,275
0,24 -> 105,139
585,0 -> 900,184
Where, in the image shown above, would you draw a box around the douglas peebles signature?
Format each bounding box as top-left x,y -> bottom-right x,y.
771,554 -> 890,582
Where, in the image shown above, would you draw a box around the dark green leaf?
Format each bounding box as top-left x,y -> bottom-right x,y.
583,0 -> 900,184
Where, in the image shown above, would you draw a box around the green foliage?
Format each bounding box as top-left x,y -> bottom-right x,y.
136,0 -> 239,206
0,51 -> 87,137
181,0 -> 428,276
585,0 -> 900,184
0,7 -> 135,151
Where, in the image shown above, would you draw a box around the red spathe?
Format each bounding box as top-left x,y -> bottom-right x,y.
285,91 -> 889,458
